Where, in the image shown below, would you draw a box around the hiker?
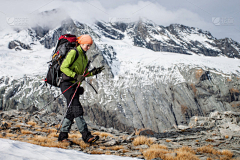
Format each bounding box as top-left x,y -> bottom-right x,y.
58,35 -> 104,143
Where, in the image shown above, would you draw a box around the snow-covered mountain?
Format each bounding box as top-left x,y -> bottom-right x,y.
1,14 -> 240,133
95,18 -> 240,58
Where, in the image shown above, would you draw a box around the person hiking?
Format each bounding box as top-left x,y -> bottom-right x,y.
58,34 -> 104,143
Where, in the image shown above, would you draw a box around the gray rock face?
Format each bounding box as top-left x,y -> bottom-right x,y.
8,40 -> 31,50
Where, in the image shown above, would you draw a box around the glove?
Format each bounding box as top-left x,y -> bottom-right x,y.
74,74 -> 85,82
91,66 -> 105,75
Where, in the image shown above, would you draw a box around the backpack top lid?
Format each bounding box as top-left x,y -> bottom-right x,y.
58,34 -> 77,43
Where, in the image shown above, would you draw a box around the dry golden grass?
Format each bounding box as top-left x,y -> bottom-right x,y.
41,128 -> 48,133
15,124 -> 23,128
69,134 -> 82,139
11,137 -> 24,141
35,128 -> 42,132
206,158 -> 212,160
150,144 -> 168,150
6,133 -> 18,137
21,130 -> 33,134
26,135 -> 69,149
27,139 -> 69,149
42,141 -> 69,149
121,150 -> 129,153
109,145 -> 125,151
29,135 -> 50,143
41,128 -> 57,134
143,148 -> 170,160
221,150 -> 233,158
5,130 -> 11,133
132,136 -> 154,146
92,132 -> 114,138
47,132 -> 59,138
144,146 -> 199,160
197,145 -> 220,155
54,124 -> 60,128
99,146 -> 106,150
105,151 -> 111,155
27,121 -> 37,126
71,138 -> 90,149
175,146 -> 196,154
48,128 -> 57,133
225,135 -> 229,139
34,125 -> 43,129
166,139 -> 172,142
176,151 -> 199,160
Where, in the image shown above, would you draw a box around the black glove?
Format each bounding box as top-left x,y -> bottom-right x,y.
91,66 -> 105,75
74,74 -> 85,82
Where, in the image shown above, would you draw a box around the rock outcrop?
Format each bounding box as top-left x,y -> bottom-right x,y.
0,110 -> 239,159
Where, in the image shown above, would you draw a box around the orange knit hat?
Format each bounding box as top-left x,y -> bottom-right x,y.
77,35 -> 93,44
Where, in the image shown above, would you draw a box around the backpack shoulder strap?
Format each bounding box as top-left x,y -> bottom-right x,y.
69,48 -> 79,68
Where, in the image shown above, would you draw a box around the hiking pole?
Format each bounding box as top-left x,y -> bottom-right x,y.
56,81 -> 81,134
56,73 -> 91,134
57,62 -> 91,134
32,81 -> 79,115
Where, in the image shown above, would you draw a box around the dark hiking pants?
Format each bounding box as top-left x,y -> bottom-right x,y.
58,81 -> 92,142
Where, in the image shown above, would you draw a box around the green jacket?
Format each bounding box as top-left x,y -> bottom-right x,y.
60,45 -> 92,83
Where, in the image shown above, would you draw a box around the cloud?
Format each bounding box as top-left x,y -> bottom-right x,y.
0,0 -> 238,42
0,0 -> 209,28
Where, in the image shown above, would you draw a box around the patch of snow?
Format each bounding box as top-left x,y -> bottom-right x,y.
0,138 -> 137,160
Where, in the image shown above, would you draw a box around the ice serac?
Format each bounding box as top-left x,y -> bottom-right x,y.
1,17 -> 240,133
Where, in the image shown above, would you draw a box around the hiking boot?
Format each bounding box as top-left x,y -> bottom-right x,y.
58,132 -> 68,141
87,135 -> 99,143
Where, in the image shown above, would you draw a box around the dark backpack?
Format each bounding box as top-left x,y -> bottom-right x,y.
45,34 -> 79,87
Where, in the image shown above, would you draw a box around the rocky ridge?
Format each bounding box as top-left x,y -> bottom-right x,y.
0,110 -> 239,160
96,19 -> 240,58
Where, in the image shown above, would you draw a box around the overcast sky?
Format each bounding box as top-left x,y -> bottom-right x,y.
0,0 -> 239,42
